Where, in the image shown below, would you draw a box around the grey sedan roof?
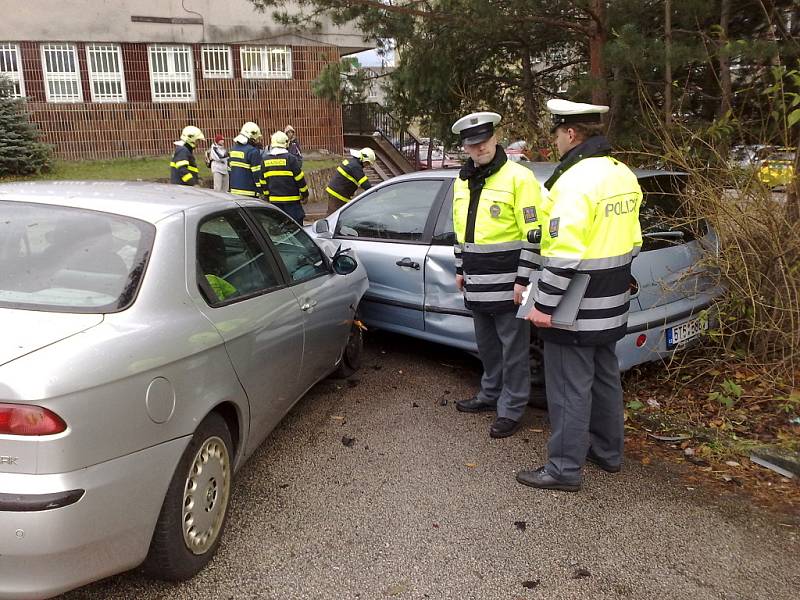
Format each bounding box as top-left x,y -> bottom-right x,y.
0,181 -> 259,223
390,161 -> 686,182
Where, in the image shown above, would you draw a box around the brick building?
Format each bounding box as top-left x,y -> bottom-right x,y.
0,0 -> 370,160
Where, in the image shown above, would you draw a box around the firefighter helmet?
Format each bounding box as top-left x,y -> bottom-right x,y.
270,131 -> 289,148
350,147 -> 376,164
180,126 -> 205,145
239,122 -> 262,141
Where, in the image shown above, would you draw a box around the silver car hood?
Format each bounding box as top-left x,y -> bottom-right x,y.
0,308 -> 103,367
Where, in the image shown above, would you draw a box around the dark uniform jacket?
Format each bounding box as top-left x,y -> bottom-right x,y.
533,136 -> 643,346
170,143 -> 199,186
229,141 -> 263,197
325,158 -> 372,203
262,151 -> 309,203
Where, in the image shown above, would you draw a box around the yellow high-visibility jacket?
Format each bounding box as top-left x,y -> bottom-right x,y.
534,154 -> 642,345
453,157 -> 542,312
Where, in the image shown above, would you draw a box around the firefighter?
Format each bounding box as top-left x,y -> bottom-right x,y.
517,99 -> 643,492
263,130 -> 309,223
325,147 -> 375,215
451,111 -> 543,439
229,122 -> 264,198
170,126 -> 204,186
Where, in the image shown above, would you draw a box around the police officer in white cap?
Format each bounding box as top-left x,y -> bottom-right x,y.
451,111 -> 543,438
516,99 -> 643,491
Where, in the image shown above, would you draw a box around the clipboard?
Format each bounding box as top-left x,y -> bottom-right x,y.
517,272 -> 591,329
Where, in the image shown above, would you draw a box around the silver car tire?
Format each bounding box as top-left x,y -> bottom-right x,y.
142,412 -> 233,581
333,317 -> 364,378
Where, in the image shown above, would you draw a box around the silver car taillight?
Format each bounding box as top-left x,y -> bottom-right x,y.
0,403 -> 67,435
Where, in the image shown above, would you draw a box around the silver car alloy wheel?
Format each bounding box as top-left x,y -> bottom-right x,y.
181,435 -> 231,555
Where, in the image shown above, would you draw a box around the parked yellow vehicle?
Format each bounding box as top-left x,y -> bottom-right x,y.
757,147 -> 796,188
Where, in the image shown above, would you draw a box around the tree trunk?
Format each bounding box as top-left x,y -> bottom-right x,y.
718,0 -> 732,118
521,51 -> 538,128
664,0 -> 672,126
588,0 -> 608,106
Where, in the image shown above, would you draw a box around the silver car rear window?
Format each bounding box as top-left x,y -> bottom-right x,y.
0,201 -> 155,313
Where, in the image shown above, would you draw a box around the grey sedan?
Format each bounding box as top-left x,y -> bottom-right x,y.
309,163 -> 721,380
0,182 -> 367,599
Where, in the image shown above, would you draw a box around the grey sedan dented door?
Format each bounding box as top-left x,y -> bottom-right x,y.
332,179 -> 447,333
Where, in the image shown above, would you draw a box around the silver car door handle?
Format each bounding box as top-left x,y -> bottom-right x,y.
396,258 -> 420,270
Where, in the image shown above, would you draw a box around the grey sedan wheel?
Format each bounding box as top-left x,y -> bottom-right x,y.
143,412 -> 233,581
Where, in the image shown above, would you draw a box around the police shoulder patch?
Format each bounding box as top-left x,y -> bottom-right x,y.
522,206 -> 538,223
549,217 -> 560,238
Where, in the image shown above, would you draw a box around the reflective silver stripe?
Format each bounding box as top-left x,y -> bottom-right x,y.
541,269 -> 571,290
516,266 -> 534,280
542,255 -> 581,270
463,241 -> 523,253
454,257 -> 463,267
519,249 -> 541,265
533,287 -> 561,307
464,290 -> 515,302
579,291 -> 630,310
573,312 -> 629,331
632,245 -> 641,257
466,273 -> 518,285
543,252 -> 634,270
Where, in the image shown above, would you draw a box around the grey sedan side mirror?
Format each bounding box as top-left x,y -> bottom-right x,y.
332,254 -> 358,275
313,219 -> 332,238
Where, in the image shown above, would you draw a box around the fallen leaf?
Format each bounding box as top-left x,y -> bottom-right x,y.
725,460 -> 741,468
432,523 -> 439,529
331,415 -> 346,421
530,428 -> 544,433
521,580 -> 540,589
641,456 -> 651,465
465,463 -> 477,468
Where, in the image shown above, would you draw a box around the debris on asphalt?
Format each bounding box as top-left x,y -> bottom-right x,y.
278,483 -> 289,489
750,455 -> 797,479
331,415 -> 346,425
571,568 -> 591,579
646,398 -> 661,408
341,436 -> 355,447
725,460 -> 741,468
465,463 -> 477,468
514,521 -> 527,532
750,447 -> 800,478
648,433 -> 692,442
439,397 -> 448,406
412,402 -> 420,408
521,580 -> 540,589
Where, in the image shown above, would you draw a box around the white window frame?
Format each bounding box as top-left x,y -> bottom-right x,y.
40,43 -> 83,103
86,44 -> 126,102
0,43 -> 25,97
240,46 -> 292,80
147,44 -> 196,102
201,45 -> 232,79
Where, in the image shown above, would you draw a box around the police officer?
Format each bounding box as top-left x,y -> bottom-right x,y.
229,122 -> 264,198
451,112 -> 543,438
325,148 -> 375,215
517,99 -> 643,491
263,130 -> 309,223
170,126 -> 204,186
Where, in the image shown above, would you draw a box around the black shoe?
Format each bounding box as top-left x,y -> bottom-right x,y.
456,397 -> 496,413
586,450 -> 621,473
489,417 -> 522,438
516,467 -> 581,492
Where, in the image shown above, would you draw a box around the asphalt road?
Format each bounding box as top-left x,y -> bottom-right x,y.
63,332 -> 799,600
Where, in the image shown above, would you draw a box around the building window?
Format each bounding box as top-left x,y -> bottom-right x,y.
201,45 -> 232,79
0,43 -> 25,97
40,43 -> 82,102
240,46 -> 292,79
86,44 -> 126,102
148,44 -> 195,102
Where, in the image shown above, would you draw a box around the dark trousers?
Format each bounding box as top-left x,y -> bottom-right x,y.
544,340 -> 623,483
326,194 -> 347,216
273,201 -> 305,224
472,309 -> 530,421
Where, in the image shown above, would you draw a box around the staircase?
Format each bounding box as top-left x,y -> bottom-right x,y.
343,103 -> 422,182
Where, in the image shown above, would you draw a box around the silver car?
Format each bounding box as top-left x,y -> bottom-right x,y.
309,163 -> 721,381
0,181 -> 367,599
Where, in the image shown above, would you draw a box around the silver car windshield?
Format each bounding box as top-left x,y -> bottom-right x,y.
0,201 -> 154,313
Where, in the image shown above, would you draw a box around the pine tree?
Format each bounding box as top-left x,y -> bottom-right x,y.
0,77 -> 53,178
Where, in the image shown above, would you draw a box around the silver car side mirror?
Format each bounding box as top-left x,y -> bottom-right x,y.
332,254 -> 358,275
313,219 -> 332,238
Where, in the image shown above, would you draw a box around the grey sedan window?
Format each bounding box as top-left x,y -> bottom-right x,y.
197,213 -> 281,305
250,209 -> 329,282
336,180 -> 443,241
0,201 -> 153,313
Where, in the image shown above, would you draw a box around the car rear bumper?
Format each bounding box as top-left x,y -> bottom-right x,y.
618,294 -> 718,371
0,436 -> 189,600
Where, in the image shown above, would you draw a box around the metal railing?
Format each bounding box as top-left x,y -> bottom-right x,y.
342,103 -> 421,170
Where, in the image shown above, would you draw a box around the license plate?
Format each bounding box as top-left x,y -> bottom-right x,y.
666,316 -> 708,349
